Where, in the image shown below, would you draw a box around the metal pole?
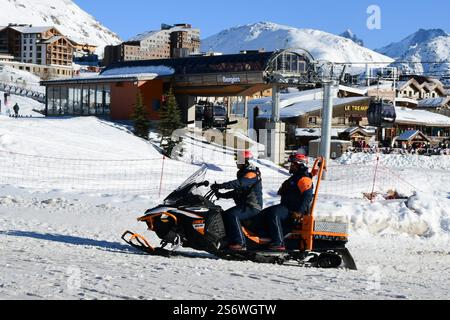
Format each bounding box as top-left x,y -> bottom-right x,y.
320,80 -> 335,180
272,85 -> 280,122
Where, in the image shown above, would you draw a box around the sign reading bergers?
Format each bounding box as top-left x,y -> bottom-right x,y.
222,76 -> 241,84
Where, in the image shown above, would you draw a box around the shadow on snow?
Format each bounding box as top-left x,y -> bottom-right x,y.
0,230 -> 140,255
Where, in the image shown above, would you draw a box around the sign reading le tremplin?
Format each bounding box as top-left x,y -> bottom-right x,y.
222,76 -> 241,84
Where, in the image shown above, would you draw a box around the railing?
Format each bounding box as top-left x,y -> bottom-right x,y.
0,82 -> 46,103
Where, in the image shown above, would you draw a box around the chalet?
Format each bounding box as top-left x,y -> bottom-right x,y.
397,75 -> 446,100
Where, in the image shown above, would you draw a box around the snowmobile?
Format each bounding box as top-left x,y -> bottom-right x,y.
122,157 -> 357,270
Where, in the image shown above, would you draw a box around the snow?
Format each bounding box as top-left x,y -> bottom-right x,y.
1,94 -> 450,300
0,0 -> 121,56
0,65 -> 44,93
201,22 -> 394,66
396,107 -> 450,126
377,29 -> 450,75
257,97 -> 369,119
101,66 -> 175,77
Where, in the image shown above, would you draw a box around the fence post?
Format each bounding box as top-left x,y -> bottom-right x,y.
370,155 -> 380,203
159,156 -> 166,198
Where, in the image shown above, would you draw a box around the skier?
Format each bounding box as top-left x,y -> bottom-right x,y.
212,150 -> 263,251
261,154 -> 315,251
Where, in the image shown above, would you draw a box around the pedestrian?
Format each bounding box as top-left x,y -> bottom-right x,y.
13,103 -> 20,118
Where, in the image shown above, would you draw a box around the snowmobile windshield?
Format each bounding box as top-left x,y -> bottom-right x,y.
164,165 -> 208,205
213,106 -> 227,117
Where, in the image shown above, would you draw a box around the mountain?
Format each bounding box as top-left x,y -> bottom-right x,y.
201,22 -> 393,65
0,0 -> 121,55
340,29 -> 364,47
376,29 -> 450,75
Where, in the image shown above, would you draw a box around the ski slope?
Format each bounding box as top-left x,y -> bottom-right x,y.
1,95 -> 449,300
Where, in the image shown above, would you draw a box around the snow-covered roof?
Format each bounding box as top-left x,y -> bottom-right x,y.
396,107 -> 450,126
8,26 -> 53,34
248,88 -> 324,108
100,65 -> 175,77
295,128 -> 346,137
42,36 -> 64,44
259,97 -> 369,119
339,85 -> 367,96
395,97 -> 418,105
41,73 -> 159,85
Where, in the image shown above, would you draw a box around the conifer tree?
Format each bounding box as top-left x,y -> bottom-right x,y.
131,91 -> 150,140
159,87 -> 184,156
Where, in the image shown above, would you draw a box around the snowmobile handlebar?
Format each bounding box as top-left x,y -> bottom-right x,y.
196,181 -> 210,188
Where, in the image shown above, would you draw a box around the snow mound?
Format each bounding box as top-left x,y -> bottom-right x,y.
337,153 -> 450,171
317,193 -> 450,239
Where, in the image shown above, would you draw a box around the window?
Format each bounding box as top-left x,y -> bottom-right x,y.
152,99 -> 161,112
309,117 -> 318,125
338,117 -> 346,125
89,86 -> 96,115
73,86 -> 82,115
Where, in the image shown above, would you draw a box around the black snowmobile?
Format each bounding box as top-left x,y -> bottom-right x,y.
122,158 -> 357,270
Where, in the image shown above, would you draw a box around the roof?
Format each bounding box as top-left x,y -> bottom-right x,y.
342,127 -> 373,136
8,26 -> 53,34
418,97 -> 450,108
42,36 -> 64,44
259,97 -> 370,119
397,130 -> 430,142
395,107 -> 450,127
102,51 -> 275,75
295,128 -> 346,137
41,73 -> 158,86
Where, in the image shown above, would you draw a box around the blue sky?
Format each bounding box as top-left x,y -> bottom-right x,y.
74,0 -> 450,49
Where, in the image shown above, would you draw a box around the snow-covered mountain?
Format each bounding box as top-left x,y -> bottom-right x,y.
340,29 -> 364,47
0,0 -> 121,55
377,29 -> 450,75
201,22 -> 393,65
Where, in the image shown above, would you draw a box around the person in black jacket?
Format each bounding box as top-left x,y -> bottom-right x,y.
261,154 -> 315,251
212,151 -> 263,251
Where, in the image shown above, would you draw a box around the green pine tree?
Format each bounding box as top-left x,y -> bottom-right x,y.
159,87 -> 184,156
131,91 -> 150,140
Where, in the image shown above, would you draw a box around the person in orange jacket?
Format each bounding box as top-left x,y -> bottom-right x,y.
261,154 -> 315,251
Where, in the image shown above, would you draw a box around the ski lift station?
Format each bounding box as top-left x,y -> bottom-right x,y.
40,49 -> 315,123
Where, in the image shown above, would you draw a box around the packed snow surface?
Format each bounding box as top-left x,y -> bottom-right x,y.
0,95 -> 449,300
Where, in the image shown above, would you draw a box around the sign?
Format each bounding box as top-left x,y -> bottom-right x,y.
222,76 -> 241,84
345,105 -> 369,112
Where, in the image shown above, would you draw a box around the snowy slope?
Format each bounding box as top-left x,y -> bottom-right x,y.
340,29 -> 364,47
0,0 -> 121,54
201,22 -> 393,65
0,65 -> 44,93
0,94 -> 449,300
376,29 -> 450,75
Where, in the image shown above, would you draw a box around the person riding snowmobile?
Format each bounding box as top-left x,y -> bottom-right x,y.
212,151 -> 263,251
261,154 -> 315,251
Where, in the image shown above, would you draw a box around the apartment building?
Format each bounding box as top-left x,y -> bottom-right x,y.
103,23 -> 200,65
0,24 -> 73,66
